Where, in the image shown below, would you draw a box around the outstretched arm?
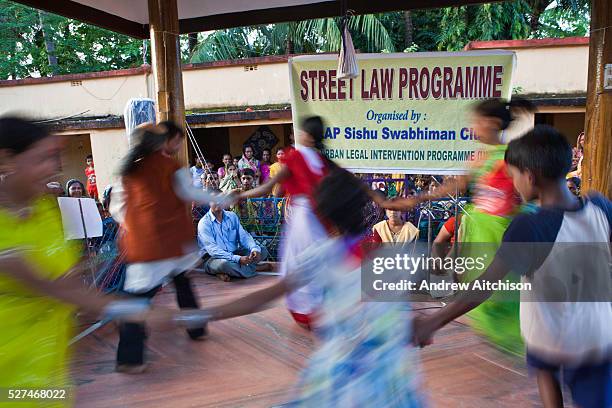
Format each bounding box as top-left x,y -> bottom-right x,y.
239,165 -> 290,199
377,176 -> 469,211
173,168 -> 233,206
412,254 -> 510,347
0,251 -> 113,314
208,279 -> 289,320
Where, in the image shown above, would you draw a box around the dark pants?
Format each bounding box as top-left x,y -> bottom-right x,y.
116,272 -> 205,366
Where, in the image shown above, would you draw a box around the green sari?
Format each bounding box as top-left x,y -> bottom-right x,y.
459,144 -> 523,356
0,197 -> 80,407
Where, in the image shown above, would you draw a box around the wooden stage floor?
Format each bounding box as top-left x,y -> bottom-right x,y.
72,274 -> 542,407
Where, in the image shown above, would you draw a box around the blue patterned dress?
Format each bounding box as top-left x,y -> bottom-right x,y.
283,238 -> 425,407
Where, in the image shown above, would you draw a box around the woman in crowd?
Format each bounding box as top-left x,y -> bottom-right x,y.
237,145 -> 260,185
110,121 -> 229,373
371,208 -> 419,245
66,178 -> 86,198
217,153 -> 232,180
0,117 -> 165,405
236,116 -> 332,329
377,98 -> 534,355
220,163 -> 241,193
259,148 -> 272,184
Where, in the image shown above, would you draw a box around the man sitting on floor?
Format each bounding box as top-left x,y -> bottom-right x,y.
198,190 -> 268,281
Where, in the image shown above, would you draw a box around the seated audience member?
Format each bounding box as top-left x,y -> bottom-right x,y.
233,156 -> 240,168
198,192 -> 268,281
372,208 -> 419,244
566,176 -> 580,196
66,179 -> 86,198
220,163 -> 241,193
218,153 -> 232,179
431,214 -> 462,275
269,148 -> 286,197
234,168 -> 259,229
190,157 -> 205,188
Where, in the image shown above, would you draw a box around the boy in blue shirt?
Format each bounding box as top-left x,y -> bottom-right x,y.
413,125 -> 611,408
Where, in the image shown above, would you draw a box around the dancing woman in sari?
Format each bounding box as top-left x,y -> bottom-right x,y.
378,99 -> 534,355
0,117 -> 169,407
237,116 -> 332,329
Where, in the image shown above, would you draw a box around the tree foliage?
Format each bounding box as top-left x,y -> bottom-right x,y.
0,0 -> 144,79
0,0 -> 591,78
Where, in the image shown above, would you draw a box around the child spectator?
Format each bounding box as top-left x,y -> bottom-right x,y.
85,154 -> 98,200
413,125 -> 612,408
217,153 -> 232,179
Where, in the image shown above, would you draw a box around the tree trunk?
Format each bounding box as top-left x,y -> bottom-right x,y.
528,0 -> 551,35
582,0 -> 612,197
187,33 -> 198,57
286,38 -> 295,55
38,11 -> 58,75
403,11 -> 413,49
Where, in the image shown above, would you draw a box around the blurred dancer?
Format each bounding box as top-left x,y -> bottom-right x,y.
414,126 -> 611,408
237,116 -> 332,329
378,98 -> 534,355
111,121 -> 229,373
0,117 -> 162,405
182,168 -> 424,406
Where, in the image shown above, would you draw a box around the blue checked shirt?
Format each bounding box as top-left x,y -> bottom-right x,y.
197,210 -> 260,263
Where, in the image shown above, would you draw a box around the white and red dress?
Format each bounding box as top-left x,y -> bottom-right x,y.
279,147 -> 329,327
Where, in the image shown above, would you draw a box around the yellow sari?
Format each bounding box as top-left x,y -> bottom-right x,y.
0,197 -> 80,407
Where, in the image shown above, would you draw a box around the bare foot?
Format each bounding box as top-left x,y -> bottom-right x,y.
216,273 -> 231,282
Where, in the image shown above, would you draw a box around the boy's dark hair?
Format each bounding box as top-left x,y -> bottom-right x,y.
505,125 -> 572,180
234,156 -> 241,161
86,154 -> 93,160
302,116 -> 325,151
240,168 -> 255,178
314,168 -> 369,236
0,116 -> 49,155
474,97 -> 534,130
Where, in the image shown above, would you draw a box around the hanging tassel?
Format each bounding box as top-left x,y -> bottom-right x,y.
337,16 -> 359,79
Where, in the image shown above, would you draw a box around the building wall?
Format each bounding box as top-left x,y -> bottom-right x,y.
89,128 -> 130,191
228,124 -> 288,158
183,63 -> 290,110
0,43 -> 589,120
58,133 -> 91,190
510,46 -> 588,94
0,74 -> 149,120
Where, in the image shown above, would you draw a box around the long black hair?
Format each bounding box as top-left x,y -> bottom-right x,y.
119,121 -> 184,176
0,116 -> 49,154
473,97 -> 534,130
314,167 -> 370,236
301,116 -> 325,151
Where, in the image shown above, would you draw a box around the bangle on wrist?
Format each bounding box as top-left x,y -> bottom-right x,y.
173,310 -> 211,328
103,299 -> 150,320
